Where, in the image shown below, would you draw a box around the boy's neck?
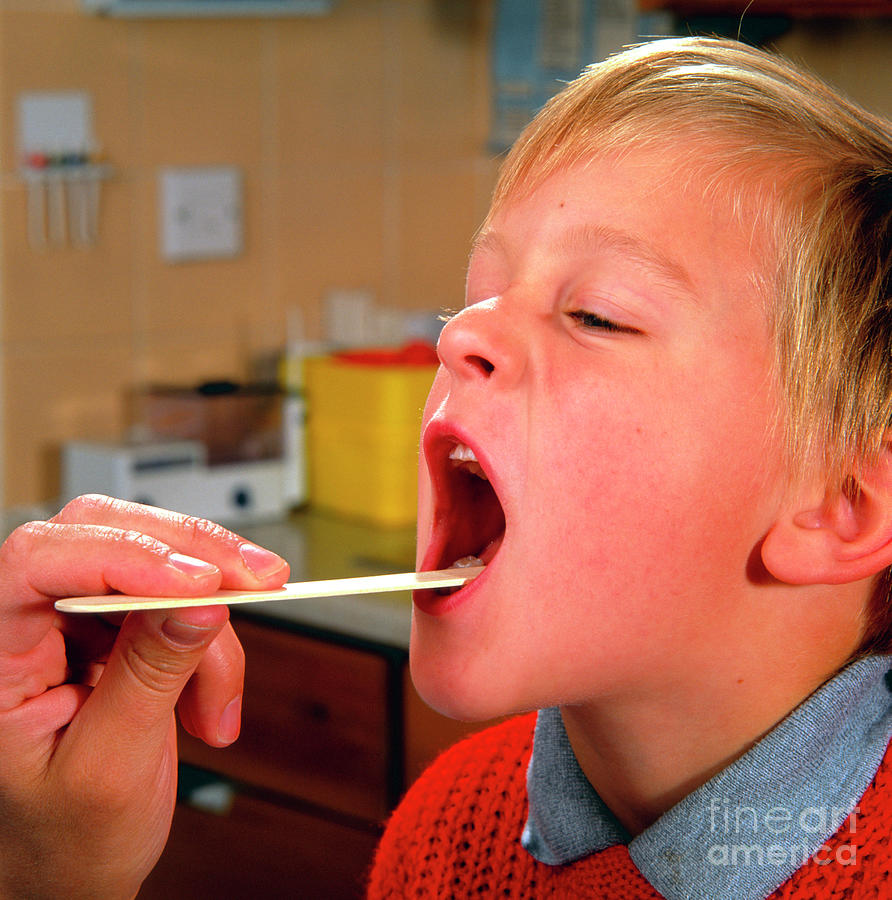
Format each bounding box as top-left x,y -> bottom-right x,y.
560,586 -> 864,836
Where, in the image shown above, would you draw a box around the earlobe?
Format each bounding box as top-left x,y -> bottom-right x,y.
762,445 -> 892,586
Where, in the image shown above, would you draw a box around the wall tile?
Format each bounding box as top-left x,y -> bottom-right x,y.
273,168 -> 388,336
132,169 -> 270,336
396,164 -> 481,314
275,8 -> 390,171
134,333 -> 254,387
4,342 -> 132,505
1,177 -> 134,342
393,3 -> 490,164
133,20 -> 266,169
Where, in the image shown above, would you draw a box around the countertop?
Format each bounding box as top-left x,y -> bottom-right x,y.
207,510 -> 417,650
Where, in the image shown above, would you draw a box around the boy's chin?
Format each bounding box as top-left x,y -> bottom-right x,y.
409,653 -> 531,724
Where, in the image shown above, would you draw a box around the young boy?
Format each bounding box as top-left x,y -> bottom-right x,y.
368,36 -> 892,898
0,35 -> 889,900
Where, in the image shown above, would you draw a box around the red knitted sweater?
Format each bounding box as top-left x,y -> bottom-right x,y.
368,713 -> 892,898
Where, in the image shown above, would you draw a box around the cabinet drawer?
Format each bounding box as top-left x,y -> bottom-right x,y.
140,788 -> 381,900
178,619 -> 393,821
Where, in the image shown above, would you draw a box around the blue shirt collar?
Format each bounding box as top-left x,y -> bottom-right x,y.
522,654 -> 892,900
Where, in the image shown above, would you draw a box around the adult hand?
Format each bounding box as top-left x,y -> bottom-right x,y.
0,495 -> 289,900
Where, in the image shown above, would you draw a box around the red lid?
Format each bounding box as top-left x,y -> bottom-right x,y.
334,340 -> 439,367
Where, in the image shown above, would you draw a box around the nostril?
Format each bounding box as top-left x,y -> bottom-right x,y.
466,355 -> 495,376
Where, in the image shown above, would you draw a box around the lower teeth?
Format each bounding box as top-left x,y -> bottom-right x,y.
452,555 -> 483,568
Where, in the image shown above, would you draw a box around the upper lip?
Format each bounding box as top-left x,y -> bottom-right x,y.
419,420 -> 507,574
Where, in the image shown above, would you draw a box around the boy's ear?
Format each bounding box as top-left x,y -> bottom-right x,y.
762,438 -> 892,586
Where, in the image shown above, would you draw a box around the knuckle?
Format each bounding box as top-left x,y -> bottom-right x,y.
91,527 -> 172,571
55,493 -> 162,526
57,492 -> 119,520
117,528 -> 167,556
120,614 -> 222,695
0,520 -> 51,567
122,640 -> 193,694
180,513 -> 235,548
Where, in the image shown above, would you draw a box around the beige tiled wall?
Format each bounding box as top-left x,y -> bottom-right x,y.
0,3 -> 889,508
0,0 -> 498,506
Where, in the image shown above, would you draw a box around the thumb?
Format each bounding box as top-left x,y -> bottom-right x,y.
83,605 -> 230,751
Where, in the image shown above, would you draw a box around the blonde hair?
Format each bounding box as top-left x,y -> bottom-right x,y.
490,37 -> 892,651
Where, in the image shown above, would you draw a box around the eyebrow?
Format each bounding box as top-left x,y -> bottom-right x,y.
559,224 -> 695,297
471,223 -> 697,302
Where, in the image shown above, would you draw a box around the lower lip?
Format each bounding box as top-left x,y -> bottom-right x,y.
412,562 -> 490,617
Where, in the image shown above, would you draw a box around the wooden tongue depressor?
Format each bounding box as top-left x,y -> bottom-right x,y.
53,566 -> 485,614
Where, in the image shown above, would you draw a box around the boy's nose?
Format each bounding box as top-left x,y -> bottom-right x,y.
436,296 -> 524,387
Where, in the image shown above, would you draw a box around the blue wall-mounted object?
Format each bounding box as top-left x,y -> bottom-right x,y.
489,0 -> 675,152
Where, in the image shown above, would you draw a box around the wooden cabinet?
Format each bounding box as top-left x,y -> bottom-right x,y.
139,789 -> 381,900
172,619 -> 397,822
140,616 -> 492,900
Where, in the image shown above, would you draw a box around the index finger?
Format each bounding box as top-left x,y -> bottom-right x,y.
51,495 -> 289,589
0,520 -> 222,656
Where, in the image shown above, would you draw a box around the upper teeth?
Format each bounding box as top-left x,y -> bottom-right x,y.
449,443 -> 489,480
449,443 -> 477,463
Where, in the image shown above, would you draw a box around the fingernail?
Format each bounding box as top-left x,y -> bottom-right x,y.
162,615 -> 216,647
239,542 -> 286,579
168,552 -> 220,578
217,695 -> 242,744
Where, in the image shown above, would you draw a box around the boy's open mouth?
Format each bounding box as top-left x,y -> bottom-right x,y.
419,434 -> 506,601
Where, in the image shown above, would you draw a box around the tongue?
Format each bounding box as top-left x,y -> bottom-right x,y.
450,532 -> 503,570
452,555 -> 483,568
451,532 -> 504,570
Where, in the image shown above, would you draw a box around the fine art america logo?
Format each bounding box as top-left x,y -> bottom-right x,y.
707,798 -> 859,868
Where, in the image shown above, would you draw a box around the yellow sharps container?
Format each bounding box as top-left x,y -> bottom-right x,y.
303,343 -> 438,527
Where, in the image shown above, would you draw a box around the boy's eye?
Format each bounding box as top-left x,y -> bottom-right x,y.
566,310 -> 638,334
